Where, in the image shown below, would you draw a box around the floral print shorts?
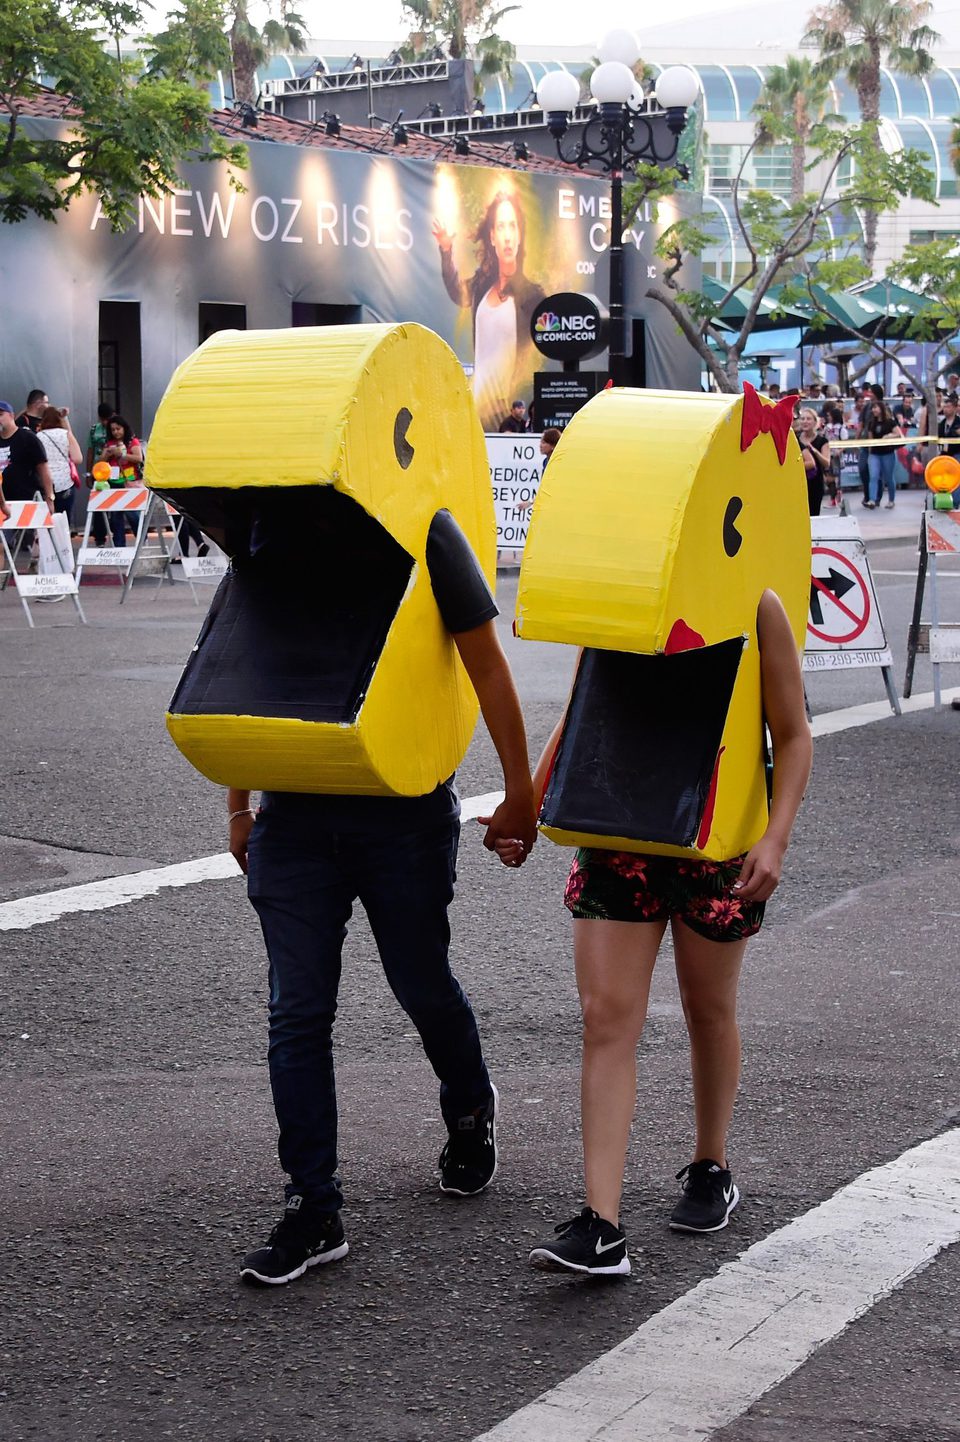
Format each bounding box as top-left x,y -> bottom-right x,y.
563,849 -> 764,942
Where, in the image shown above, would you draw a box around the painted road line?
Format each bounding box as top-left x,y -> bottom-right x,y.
811,684 -> 959,737
0,790 -> 509,933
0,853 -> 240,932
475,1127 -> 960,1442
1,680 -> 957,935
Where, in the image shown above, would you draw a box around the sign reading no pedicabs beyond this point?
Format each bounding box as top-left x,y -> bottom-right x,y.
530,293 -> 604,362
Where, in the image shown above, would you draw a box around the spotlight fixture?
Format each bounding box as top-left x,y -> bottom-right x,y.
426,101 -> 442,118
472,98 -> 486,114
236,100 -> 258,129
322,110 -> 341,137
453,133 -> 470,156
393,121 -> 408,146
512,140 -> 529,161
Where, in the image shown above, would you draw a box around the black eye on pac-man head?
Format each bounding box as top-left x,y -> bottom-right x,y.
723,496 -> 743,558
394,408 -> 415,469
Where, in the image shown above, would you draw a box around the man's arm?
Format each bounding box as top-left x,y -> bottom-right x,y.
227,785 -> 255,874
0,481 -> 9,522
451,619 -> 537,859
35,460 -> 54,509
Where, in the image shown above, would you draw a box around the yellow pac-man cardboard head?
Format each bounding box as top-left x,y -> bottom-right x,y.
516,384 -> 809,860
146,323 -> 496,796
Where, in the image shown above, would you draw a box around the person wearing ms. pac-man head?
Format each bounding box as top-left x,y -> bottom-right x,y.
500,383 -> 813,1278
146,323 -> 537,1287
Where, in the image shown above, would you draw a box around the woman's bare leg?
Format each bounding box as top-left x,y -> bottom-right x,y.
672,920 -> 747,1165
575,918 -> 666,1226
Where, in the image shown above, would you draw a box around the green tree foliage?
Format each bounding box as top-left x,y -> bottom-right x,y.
0,0 -> 245,228
228,0 -> 307,106
398,0 -> 517,94
628,118 -> 935,392
802,1 -> 939,270
755,57 -> 835,203
144,0 -> 232,81
799,239 -> 960,414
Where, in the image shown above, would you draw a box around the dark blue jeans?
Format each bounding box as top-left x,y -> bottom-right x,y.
246,811 -> 491,1211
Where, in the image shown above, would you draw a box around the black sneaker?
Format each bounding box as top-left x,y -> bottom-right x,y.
529,1207 -> 630,1276
240,1196 -> 348,1285
438,1083 -> 498,1196
669,1159 -> 740,1233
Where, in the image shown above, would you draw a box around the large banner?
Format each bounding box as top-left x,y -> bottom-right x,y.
4,119 -> 700,431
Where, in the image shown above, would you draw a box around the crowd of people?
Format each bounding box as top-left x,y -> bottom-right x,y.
759,375 -> 960,514
0,388 -> 145,547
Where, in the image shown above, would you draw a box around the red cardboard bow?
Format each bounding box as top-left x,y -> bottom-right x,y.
739,381 -> 797,465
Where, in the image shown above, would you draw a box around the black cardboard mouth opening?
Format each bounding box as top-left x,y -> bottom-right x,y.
541,638 -> 744,848
168,488 -> 413,725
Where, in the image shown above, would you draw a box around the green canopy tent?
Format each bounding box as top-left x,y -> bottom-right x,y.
701,276 -> 810,332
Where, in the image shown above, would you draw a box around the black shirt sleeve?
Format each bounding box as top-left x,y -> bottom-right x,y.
425,509 -> 498,634
23,431 -> 45,465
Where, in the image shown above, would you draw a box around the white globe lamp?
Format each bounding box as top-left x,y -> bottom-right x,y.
536,69 -> 581,114
589,61 -> 635,107
655,65 -> 700,113
598,29 -> 641,68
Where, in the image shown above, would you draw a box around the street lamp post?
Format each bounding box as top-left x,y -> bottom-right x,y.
536,35 -> 699,385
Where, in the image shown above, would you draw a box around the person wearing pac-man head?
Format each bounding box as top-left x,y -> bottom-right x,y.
146,323 -> 538,1287
499,383 -> 813,1278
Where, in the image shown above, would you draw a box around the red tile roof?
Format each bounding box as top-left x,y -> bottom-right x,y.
19,86 -> 580,176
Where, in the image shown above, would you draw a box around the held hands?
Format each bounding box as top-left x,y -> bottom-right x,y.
732,833 -> 786,903
229,811 -> 255,875
476,792 -> 538,869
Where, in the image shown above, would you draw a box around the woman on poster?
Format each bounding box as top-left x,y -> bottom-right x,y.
432,188 -> 545,431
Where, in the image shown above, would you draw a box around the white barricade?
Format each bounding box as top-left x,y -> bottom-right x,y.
76,487 -> 188,602
803,515 -> 899,713
179,544 -> 230,585
0,499 -> 86,627
904,509 -> 960,707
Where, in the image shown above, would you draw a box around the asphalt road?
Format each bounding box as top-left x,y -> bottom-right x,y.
1,543 -> 959,1442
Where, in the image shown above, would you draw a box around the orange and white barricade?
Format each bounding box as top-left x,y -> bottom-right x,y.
0,500 -> 86,626
77,487 -> 188,602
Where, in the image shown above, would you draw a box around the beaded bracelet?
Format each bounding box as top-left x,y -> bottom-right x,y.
227,808 -> 256,823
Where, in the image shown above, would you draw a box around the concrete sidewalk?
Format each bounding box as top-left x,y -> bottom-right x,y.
838,485 -> 927,545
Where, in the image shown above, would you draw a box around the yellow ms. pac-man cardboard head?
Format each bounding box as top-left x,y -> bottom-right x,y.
146,323 -> 495,796
516,383 -> 809,860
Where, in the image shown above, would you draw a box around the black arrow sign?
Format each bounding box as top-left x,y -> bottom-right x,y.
810,567 -> 856,627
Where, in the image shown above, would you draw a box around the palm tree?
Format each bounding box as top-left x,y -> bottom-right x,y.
755,57 -> 833,203
399,0 -> 518,95
230,0 -> 307,106
803,0 -> 940,270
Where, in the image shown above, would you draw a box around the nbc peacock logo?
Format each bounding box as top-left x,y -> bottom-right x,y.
535,312 -> 562,333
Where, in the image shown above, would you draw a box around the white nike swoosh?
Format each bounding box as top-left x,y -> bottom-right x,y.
595,1236 -> 624,1255
723,1186 -> 734,1204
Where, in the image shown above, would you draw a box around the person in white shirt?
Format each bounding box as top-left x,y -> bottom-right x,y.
37,405 -> 82,524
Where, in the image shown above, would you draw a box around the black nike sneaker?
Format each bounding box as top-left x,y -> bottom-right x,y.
529,1206 -> 630,1276
669,1159 -> 740,1233
240,1197 -> 348,1285
439,1084 -> 499,1196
